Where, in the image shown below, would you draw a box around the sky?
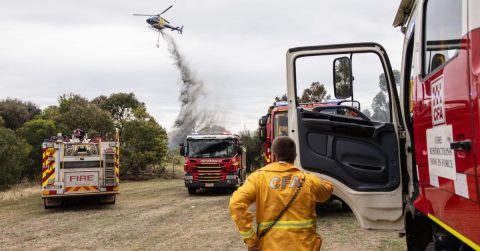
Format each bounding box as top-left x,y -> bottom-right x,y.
0,0 -> 404,135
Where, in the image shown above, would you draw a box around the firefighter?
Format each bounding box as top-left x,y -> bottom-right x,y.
229,136 -> 333,251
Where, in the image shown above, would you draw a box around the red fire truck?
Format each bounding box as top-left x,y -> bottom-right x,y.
180,132 -> 246,195
42,129 -> 120,209
258,101 -> 289,164
259,101 -> 346,164
285,0 -> 479,249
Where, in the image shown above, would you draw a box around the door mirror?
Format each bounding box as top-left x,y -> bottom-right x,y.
258,126 -> 267,141
333,57 -> 353,99
258,115 -> 268,141
179,143 -> 185,156
259,116 -> 268,127
237,145 -> 244,155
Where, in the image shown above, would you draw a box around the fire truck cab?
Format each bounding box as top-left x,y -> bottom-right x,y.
286,0 -> 480,249
180,132 -> 246,195
259,100 -> 351,164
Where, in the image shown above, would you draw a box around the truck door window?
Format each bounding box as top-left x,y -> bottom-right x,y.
423,0 -> 462,76
274,111 -> 288,138
295,52 -> 392,122
403,30 -> 415,132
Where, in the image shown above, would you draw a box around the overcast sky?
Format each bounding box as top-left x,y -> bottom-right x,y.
0,0 -> 403,134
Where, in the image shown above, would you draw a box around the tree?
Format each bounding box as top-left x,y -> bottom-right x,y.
91,95 -> 108,107
58,93 -> 89,114
96,93 -> 143,136
0,127 -> 30,190
369,70 -> 401,121
54,94 -> 114,138
275,94 -> 288,102
121,118 -> 168,175
300,82 -> 327,103
238,129 -> 263,172
0,98 -> 41,130
371,92 -> 389,122
16,119 -> 57,180
36,105 -> 60,121
378,69 -> 401,92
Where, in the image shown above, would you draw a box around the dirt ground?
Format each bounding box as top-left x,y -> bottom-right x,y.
0,179 -> 406,250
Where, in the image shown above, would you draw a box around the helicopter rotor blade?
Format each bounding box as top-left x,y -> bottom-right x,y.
133,14 -> 156,16
159,5 -> 173,15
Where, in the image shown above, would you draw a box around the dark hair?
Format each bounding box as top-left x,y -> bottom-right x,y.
272,136 -> 297,163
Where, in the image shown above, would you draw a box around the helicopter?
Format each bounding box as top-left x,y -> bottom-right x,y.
133,5 -> 184,47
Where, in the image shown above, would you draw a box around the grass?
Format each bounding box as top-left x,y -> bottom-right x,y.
0,179 -> 406,250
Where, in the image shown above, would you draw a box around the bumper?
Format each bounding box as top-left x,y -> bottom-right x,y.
185,180 -> 239,188
42,191 -> 119,198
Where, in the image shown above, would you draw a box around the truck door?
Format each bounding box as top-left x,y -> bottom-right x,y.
286,43 -> 405,230
413,0 -> 479,241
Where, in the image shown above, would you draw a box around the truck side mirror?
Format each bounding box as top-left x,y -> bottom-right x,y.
333,56 -> 353,99
258,115 -> 268,141
258,126 -> 267,141
237,146 -> 243,155
179,143 -> 185,156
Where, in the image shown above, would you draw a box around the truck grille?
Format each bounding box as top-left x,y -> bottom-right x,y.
196,164 -> 223,182
63,161 -> 101,169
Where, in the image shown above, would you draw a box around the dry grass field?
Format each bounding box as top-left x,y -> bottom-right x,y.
0,179 -> 406,250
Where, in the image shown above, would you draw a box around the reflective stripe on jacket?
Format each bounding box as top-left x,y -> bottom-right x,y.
229,162 -> 334,251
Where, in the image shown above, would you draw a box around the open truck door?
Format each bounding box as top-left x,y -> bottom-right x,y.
286,43 -> 405,230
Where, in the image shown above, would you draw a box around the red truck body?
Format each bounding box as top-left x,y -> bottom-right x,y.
181,133 -> 246,194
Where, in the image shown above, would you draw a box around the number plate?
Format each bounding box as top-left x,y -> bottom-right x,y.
205,183 -> 214,187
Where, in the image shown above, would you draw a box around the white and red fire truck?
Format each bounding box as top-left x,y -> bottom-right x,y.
42,129 -> 120,209
180,132 -> 246,195
285,0 -> 480,249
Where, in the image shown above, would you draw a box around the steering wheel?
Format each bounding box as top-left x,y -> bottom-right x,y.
312,105 -> 371,122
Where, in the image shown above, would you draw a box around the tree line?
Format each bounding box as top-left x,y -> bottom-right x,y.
0,93 -> 168,190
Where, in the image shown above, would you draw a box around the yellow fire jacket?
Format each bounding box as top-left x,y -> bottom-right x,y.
229,162 -> 334,250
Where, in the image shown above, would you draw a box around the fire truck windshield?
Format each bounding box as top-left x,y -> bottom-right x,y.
274,111 -> 288,138
187,139 -> 235,158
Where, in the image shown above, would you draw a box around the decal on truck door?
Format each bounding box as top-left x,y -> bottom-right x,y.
431,76 -> 446,125
426,75 -> 457,181
426,124 -> 456,180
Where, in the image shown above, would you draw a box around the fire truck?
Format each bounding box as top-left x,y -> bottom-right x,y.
180,132 -> 246,195
285,0 -> 479,249
258,101 -> 289,164
42,129 -> 120,209
259,100 -> 344,164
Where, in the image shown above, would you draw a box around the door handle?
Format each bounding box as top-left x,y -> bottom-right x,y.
450,140 -> 471,151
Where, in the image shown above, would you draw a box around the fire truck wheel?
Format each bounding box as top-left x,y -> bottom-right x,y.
99,195 -> 116,204
43,198 -> 61,209
188,187 -> 196,195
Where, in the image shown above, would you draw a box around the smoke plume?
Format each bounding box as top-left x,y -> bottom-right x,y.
162,32 -> 218,148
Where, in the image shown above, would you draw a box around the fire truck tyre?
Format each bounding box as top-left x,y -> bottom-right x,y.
44,198 -> 61,209
188,187 -> 196,195
99,195 -> 116,204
